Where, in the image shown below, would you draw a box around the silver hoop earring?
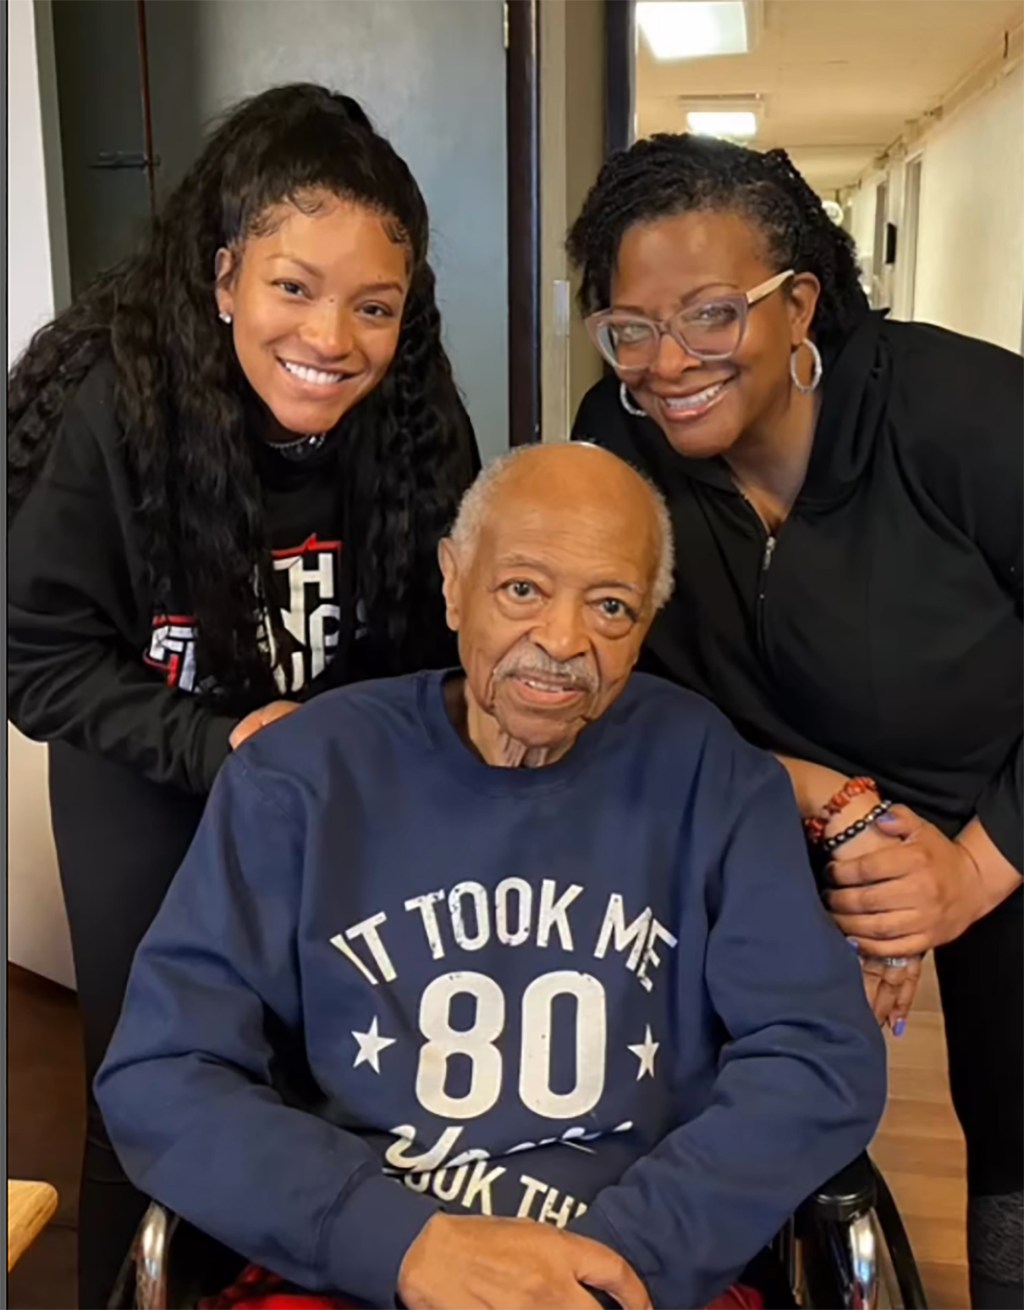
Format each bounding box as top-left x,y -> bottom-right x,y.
619,381 -> 646,417
790,338 -> 823,393
219,311 -> 232,325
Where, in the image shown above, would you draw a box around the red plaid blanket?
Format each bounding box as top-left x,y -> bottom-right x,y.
199,1263 -> 765,1309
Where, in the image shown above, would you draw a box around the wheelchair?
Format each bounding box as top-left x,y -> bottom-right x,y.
110,1152 -> 928,1310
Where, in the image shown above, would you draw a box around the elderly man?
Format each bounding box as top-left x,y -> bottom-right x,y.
97,444 -> 885,1310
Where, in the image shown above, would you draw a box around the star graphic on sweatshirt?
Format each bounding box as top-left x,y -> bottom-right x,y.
627,1025 -> 660,1081
351,1016 -> 397,1074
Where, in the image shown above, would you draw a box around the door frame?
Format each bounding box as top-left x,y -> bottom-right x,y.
605,0 -> 636,159
506,0 -> 541,446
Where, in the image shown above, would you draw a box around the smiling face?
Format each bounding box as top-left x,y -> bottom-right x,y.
215,190 -> 410,438
610,209 -> 819,459
439,445 -> 661,766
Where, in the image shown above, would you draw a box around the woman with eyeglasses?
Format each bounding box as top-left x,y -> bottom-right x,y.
569,134 -> 1021,1310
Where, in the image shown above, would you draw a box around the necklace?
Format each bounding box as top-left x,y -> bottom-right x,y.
269,432 -> 328,461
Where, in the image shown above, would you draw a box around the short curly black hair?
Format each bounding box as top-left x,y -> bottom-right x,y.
567,133 -> 868,354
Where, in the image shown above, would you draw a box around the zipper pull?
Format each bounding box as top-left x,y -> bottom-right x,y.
762,535 -> 777,573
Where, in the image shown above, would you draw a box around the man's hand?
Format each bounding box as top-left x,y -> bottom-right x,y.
229,700 -> 301,750
826,806 -> 992,955
397,1213 -> 651,1310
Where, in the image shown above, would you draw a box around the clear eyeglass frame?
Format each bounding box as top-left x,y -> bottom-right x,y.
585,268 -> 795,371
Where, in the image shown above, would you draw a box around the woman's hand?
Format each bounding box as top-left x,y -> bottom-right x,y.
229,700 -> 301,750
774,756 -> 926,1029
825,806 -> 1001,955
822,802 -> 925,1031
774,758 -> 937,1030
859,954 -> 923,1033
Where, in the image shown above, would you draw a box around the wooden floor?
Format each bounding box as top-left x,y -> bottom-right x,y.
7,958 -> 968,1309
871,956 -> 970,1309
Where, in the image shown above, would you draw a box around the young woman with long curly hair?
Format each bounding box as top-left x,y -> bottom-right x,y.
8,82 -> 479,1305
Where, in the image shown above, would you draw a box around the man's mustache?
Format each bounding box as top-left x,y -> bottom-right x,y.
493,645 -> 598,693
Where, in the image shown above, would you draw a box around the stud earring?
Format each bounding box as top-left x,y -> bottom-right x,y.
219,311 -> 232,325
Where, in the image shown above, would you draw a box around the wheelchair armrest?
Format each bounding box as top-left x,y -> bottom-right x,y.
110,1201 -> 248,1310
106,1201 -> 179,1310
136,1202 -> 179,1310
799,1151 -> 877,1226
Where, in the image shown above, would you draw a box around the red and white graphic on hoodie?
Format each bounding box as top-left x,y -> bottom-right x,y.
144,615 -> 200,691
144,536 -> 343,695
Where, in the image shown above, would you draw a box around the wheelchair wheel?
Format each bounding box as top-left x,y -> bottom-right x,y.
874,1212 -> 907,1308
796,1189 -> 928,1308
870,1163 -> 928,1309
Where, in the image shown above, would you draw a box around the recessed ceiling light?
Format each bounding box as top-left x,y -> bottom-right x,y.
686,110 -> 758,139
637,1 -> 749,62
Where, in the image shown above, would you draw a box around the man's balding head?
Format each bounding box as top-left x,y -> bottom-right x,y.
439,443 -> 675,767
449,444 -> 675,611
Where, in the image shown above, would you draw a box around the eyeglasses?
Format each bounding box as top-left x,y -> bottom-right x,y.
585,269 -> 794,372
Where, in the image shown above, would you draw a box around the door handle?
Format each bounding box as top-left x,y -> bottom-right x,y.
89,151 -> 160,170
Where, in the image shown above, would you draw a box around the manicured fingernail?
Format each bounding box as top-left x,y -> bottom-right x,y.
846,937 -> 860,951
893,1019 -> 906,1037
876,812 -> 898,825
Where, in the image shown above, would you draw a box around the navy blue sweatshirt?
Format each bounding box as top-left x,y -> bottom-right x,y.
97,671 -> 885,1308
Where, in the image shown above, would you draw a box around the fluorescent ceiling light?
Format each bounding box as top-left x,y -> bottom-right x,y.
687,110 -> 758,139
637,2 -> 749,62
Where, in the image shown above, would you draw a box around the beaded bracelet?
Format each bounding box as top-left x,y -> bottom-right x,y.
804,776 -> 879,844
820,800 -> 893,854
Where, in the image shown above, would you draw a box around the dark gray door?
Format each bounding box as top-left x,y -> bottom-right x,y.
51,0 -> 155,295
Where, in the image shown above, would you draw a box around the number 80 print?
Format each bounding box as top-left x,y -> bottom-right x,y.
415,970 -> 608,1120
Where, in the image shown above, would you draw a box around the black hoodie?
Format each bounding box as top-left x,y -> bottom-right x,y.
572,313 -> 1023,871
7,355 -> 455,796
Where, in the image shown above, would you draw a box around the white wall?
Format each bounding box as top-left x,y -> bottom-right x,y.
913,63 -> 1024,352
538,0 -> 605,441
847,178 -> 879,300
844,61 -> 1023,352
7,0 -> 76,988
564,0 -> 606,419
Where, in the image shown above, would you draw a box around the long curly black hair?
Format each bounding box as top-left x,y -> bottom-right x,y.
8,83 -> 477,705
567,133 -> 868,355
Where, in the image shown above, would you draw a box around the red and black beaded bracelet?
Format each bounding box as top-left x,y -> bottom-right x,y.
804,776 -> 879,845
820,800 -> 893,854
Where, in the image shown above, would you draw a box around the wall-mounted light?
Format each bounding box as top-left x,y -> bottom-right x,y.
637,1 -> 751,62
822,200 -> 845,225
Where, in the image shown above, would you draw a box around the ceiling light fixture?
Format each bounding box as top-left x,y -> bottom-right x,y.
637,1 -> 750,62
686,110 -> 758,139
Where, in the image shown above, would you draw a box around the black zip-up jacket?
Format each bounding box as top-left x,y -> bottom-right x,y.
572,313 -> 1023,871
7,355 -> 467,796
